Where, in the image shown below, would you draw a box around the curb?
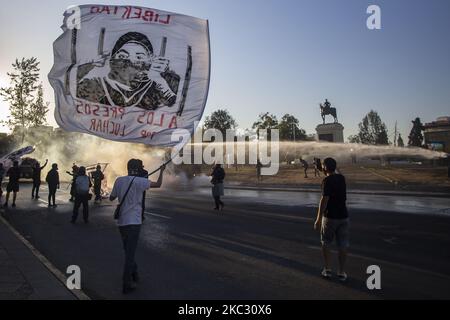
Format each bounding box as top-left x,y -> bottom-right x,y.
0,213 -> 91,300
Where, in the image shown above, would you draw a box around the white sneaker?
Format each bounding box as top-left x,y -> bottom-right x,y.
321,268 -> 332,279
337,272 -> 348,282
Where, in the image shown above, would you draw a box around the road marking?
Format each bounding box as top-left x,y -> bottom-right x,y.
382,237 -> 398,244
240,209 -> 313,222
307,245 -> 450,281
0,214 -> 91,300
145,211 -> 172,219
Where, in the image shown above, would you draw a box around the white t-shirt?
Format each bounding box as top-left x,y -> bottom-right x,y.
110,176 -> 151,226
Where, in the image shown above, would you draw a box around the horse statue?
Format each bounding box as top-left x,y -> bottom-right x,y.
320,99 -> 338,124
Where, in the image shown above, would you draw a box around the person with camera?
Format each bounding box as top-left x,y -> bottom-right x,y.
109,159 -> 165,294
71,166 -> 92,224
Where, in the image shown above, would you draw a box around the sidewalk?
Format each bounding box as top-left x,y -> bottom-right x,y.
0,212 -> 79,300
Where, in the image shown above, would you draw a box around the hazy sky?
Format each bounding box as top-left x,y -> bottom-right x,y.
1,0 -> 449,141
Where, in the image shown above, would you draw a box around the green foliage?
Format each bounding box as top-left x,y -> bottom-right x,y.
278,114 -> 306,141
252,112 -> 279,140
408,118 -> 424,147
204,109 -> 237,136
356,110 -> 389,145
0,57 -> 49,141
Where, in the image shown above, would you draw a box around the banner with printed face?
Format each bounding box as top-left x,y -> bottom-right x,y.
48,5 -> 210,146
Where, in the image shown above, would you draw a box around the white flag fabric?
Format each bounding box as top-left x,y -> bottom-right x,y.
48,5 -> 210,146
0,146 -> 35,171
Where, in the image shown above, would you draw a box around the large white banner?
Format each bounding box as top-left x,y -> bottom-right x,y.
49,5 -> 210,146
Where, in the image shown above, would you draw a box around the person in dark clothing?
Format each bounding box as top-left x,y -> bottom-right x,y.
0,163 -> 5,200
66,164 -> 79,202
314,157 -> 349,282
71,166 -> 92,224
45,163 -> 60,207
256,159 -> 263,182
313,157 -> 322,177
3,161 -> 20,208
300,158 -> 309,178
447,155 -> 450,179
91,165 -> 105,202
31,159 -> 48,199
210,164 -> 225,210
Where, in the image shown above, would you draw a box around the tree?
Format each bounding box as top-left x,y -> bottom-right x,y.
397,134 -> 404,147
408,117 -> 424,147
252,112 -> 278,139
278,114 -> 306,141
29,84 -> 49,127
0,57 -> 47,142
203,109 -> 237,136
348,135 -> 360,143
355,110 -> 389,145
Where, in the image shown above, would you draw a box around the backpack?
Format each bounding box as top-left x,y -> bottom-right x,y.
75,176 -> 90,194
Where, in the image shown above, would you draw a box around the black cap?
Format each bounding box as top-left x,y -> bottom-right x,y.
112,32 -> 153,58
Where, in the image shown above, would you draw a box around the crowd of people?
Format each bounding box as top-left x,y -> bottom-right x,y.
0,156 -> 349,293
0,161 -> 106,211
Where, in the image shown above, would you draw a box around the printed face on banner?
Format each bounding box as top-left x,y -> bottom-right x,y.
49,5 -> 210,146
77,32 -> 180,110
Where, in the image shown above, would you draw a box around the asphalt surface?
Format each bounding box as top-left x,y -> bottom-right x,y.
1,182 -> 450,299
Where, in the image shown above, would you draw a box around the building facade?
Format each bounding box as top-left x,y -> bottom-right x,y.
424,116 -> 450,154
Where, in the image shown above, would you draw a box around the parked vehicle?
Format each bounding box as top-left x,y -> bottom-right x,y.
19,157 -> 38,179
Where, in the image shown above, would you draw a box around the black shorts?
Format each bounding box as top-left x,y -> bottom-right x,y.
6,182 -> 19,193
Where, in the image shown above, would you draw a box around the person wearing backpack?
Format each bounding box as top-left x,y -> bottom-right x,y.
109,159 -> 166,294
210,163 -> 225,210
71,166 -> 92,224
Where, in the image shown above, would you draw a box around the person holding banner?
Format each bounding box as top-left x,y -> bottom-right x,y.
109,159 -> 166,294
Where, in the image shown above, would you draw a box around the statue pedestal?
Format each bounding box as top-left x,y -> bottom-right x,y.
316,123 -> 344,143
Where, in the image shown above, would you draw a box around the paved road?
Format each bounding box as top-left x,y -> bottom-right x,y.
2,183 -> 450,299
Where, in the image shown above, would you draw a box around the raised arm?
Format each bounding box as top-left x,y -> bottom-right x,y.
150,165 -> 166,189
41,159 -> 48,169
